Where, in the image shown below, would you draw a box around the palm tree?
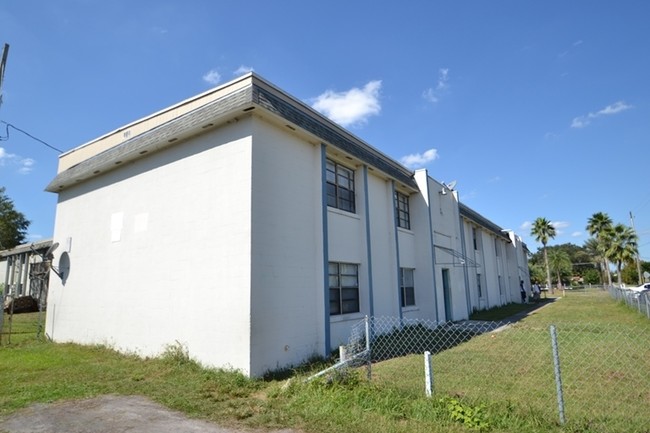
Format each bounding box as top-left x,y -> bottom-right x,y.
583,238 -> 605,284
586,212 -> 613,286
605,223 -> 638,286
548,249 -> 572,290
531,217 -> 557,293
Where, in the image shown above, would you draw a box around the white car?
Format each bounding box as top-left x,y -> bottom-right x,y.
628,283 -> 650,299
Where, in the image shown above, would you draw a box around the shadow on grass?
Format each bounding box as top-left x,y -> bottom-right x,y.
469,298 -> 556,322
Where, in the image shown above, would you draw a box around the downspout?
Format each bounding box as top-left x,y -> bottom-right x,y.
390,180 -> 402,321
424,173 -> 440,322
502,239 -> 512,303
362,166 -> 375,318
459,215 -> 471,318
320,144 -> 331,355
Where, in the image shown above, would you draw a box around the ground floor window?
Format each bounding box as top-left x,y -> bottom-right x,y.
477,273 -> 483,298
400,268 -> 415,307
329,262 -> 359,315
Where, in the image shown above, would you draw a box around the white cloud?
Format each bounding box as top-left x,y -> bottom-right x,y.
233,65 -> 254,75
488,176 -> 501,183
0,147 -> 34,175
18,158 -> 35,174
422,68 -> 450,104
311,80 -> 382,127
399,148 -> 439,169
422,88 -> 439,104
571,231 -> 582,237
551,220 -> 570,235
0,147 -> 13,162
570,117 -> 590,128
571,101 -> 632,128
202,69 -> 222,85
520,221 -> 532,230
573,40 -> 583,47
437,68 -> 449,90
551,221 -> 570,229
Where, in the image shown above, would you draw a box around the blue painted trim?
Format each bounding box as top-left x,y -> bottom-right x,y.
320,144 -> 331,355
363,166 -> 375,318
391,181 -> 403,321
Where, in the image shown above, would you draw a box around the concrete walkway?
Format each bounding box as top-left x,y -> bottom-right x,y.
0,395 -> 299,433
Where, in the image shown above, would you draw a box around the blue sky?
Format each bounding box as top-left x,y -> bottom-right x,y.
1,1 -> 649,260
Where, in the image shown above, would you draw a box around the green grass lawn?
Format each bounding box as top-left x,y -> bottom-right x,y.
1,291 -> 649,433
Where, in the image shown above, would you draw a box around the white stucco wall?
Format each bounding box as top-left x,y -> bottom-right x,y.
410,171 -> 438,321
47,118 -> 255,374
248,118 -> 325,376
414,172 -> 470,322
366,174 -> 399,320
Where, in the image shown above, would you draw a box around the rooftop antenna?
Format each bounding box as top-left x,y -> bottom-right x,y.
29,242 -> 63,278
0,43 -> 9,109
444,180 -> 457,191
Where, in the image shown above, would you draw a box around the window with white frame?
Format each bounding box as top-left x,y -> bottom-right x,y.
400,268 -> 415,307
395,191 -> 411,229
329,262 -> 359,315
476,273 -> 483,298
326,159 -> 355,213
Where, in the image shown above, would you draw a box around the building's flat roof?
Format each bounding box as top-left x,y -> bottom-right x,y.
47,73 -> 417,193
459,203 -> 511,242
47,74 -> 518,245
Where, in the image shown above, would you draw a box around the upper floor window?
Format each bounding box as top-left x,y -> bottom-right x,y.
329,262 -> 360,315
472,227 -> 479,250
326,159 -> 355,213
395,191 -> 411,229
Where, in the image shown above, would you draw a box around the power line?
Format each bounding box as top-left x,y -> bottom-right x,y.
0,120 -> 62,153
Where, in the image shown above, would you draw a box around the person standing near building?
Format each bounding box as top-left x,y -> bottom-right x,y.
520,280 -> 527,303
532,281 -> 541,302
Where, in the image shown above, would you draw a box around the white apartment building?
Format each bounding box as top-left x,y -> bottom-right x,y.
45,73 -> 529,377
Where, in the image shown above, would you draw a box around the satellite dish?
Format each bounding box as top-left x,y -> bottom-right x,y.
446,180 -> 457,190
44,242 -> 59,259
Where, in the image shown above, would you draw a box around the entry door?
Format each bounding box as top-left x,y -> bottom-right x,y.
442,268 -> 452,322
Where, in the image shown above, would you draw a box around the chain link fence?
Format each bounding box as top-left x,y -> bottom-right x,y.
609,286 -> 650,319
327,316 -> 649,433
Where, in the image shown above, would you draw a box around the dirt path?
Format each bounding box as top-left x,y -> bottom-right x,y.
0,395 -> 298,433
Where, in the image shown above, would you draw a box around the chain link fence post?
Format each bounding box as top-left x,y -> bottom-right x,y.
424,350 -> 433,397
365,315 -> 372,380
549,325 -> 566,425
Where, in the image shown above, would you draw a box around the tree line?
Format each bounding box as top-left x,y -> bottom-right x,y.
529,213 -> 647,289
0,186 -> 29,250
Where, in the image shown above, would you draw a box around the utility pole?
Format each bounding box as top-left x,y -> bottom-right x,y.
0,43 -> 9,109
630,211 -> 643,285
0,43 -> 6,341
